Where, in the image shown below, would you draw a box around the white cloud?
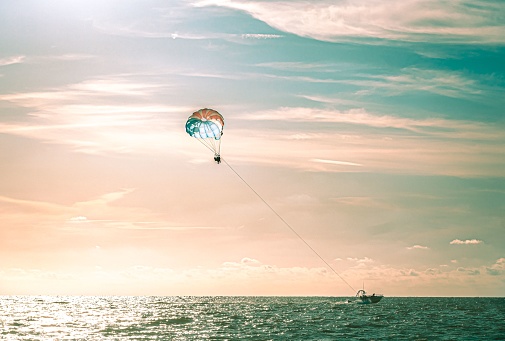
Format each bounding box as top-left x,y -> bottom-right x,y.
312,159 -> 362,167
193,0 -> 505,44
450,239 -> 483,245
69,216 -> 88,222
407,245 -> 430,250
241,34 -> 283,39
347,257 -> 374,264
3,257 -> 505,296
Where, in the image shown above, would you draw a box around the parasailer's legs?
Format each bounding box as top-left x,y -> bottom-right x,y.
214,154 -> 221,164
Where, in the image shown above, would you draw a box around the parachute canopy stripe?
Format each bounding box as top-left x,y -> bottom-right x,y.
188,108 -> 224,126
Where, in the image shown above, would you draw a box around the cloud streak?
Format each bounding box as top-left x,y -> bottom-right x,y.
312,159 -> 362,167
258,66 -> 491,101
91,7 -> 284,43
342,68 -> 484,99
194,0 -> 505,44
0,55 -> 26,66
238,106 -> 501,137
0,188 -> 226,249
2,71 -> 504,177
0,76 -> 192,155
231,106 -> 505,176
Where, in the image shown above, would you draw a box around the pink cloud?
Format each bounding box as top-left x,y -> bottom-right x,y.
450,239 -> 483,245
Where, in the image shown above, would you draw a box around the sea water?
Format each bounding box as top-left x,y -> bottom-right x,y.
1,296 -> 504,340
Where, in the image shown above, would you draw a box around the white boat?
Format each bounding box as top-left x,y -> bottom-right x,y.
356,289 -> 383,304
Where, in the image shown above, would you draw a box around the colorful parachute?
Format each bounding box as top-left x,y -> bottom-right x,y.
185,108 -> 224,162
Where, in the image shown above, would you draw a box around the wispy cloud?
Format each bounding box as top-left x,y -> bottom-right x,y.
89,2 -> 197,39
29,54 -> 96,63
450,239 -> 483,245
263,73 -> 342,84
0,75 -> 191,155
0,55 -> 26,66
330,196 -> 386,208
1,54 -> 94,67
260,67 -> 489,100
1,76 -> 170,104
0,188 -> 226,245
297,95 -> 356,106
94,22 -> 282,42
93,21 -> 210,39
343,68 -> 484,99
238,106 -> 497,136
112,223 -> 227,231
91,8 -> 284,43
241,34 -> 283,39
311,159 -> 362,167
1,72 -> 504,177
193,0 -> 505,44
0,195 -> 67,214
231,106 -> 505,176
256,61 -> 349,72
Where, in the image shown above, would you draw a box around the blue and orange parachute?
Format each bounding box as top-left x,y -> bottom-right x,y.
185,108 -> 224,163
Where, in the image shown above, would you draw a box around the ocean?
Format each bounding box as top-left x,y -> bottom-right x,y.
1,296 -> 504,340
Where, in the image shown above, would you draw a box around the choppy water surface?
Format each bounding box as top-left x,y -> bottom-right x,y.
1,296 -> 504,340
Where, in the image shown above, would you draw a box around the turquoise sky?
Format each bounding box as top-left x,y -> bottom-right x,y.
1,0 -> 504,296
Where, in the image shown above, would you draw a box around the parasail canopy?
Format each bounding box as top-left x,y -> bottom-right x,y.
185,108 -> 224,158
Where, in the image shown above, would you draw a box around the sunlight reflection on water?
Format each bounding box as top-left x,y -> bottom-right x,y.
1,296 -> 504,340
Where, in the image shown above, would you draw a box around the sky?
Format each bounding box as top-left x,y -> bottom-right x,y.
0,0 -> 504,297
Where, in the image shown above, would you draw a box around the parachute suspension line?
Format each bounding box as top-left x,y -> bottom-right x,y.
221,157 -> 356,294
195,137 -> 215,154
202,124 -> 213,152
193,124 -> 215,155
202,123 -> 220,155
199,138 -> 213,154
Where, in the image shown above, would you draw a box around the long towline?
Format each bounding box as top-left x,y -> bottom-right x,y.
193,139 -> 356,293
221,157 -> 356,294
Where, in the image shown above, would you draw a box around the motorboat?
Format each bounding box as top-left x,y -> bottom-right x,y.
356,289 -> 383,304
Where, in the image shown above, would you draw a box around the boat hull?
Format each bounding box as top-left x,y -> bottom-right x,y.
355,290 -> 384,304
